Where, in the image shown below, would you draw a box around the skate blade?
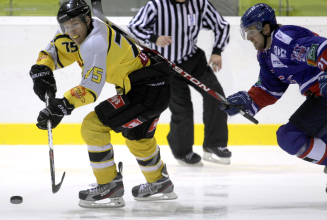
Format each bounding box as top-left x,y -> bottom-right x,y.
78,197 -> 125,208
134,192 -> 178,201
203,152 -> 230,165
177,160 -> 203,166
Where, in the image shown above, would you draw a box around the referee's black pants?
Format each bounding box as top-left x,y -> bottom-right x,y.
167,48 -> 228,159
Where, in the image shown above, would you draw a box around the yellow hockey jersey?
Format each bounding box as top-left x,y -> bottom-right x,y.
36,19 -> 150,108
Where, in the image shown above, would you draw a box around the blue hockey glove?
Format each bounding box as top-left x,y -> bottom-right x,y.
220,91 -> 256,116
318,71 -> 327,103
37,98 -> 74,130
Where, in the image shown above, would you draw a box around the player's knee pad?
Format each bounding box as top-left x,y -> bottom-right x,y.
81,111 -> 111,146
126,141 -> 163,183
276,122 -> 309,155
81,112 -> 96,143
289,95 -> 327,138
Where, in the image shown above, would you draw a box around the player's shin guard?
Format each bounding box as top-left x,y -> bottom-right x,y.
87,143 -> 117,184
78,162 -> 125,208
277,123 -> 327,165
130,141 -> 164,183
295,137 -> 327,165
132,163 -> 178,201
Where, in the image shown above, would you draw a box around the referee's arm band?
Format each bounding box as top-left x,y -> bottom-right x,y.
149,34 -> 159,43
212,48 -> 222,56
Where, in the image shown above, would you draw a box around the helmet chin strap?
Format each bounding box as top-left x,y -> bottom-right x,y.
260,31 -> 271,49
86,21 -> 93,35
260,24 -> 273,49
82,15 -> 93,36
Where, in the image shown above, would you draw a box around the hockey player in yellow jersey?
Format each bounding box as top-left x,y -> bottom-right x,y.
29,0 -> 177,208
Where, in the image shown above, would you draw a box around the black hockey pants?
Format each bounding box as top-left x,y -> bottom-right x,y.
167,48 -> 228,158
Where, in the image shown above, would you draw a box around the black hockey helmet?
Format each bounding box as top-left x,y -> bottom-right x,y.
57,0 -> 91,34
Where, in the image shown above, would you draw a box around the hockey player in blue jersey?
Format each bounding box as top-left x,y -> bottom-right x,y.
221,3 -> 327,167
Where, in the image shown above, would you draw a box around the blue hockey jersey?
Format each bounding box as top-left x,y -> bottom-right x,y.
248,25 -> 327,114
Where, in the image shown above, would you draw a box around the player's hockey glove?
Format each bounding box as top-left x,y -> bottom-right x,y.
36,98 -> 74,130
30,64 -> 57,102
318,71 -> 327,104
220,91 -> 257,116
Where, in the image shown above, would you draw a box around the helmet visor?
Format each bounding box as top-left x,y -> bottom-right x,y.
240,21 -> 262,40
59,16 -> 84,34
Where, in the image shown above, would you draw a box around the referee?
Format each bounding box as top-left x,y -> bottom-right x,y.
128,0 -> 231,165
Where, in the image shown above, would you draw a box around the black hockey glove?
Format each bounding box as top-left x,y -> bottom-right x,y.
36,98 -> 74,130
30,64 -> 57,102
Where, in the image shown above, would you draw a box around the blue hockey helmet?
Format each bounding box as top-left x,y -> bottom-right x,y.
240,3 -> 277,40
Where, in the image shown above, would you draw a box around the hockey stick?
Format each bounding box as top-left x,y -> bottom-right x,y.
45,93 -> 66,193
90,0 -> 258,125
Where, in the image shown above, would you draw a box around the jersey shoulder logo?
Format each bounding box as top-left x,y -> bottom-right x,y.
71,86 -> 86,103
306,44 -> 318,67
291,44 -> 308,62
275,30 -> 293,45
37,54 -> 48,62
138,52 -> 149,67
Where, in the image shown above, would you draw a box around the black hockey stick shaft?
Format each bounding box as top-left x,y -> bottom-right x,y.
45,93 -> 66,193
90,0 -> 258,125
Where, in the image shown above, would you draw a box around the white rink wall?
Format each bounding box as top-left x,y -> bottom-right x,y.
0,16 -> 327,124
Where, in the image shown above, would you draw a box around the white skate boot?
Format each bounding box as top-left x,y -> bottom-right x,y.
132,164 -> 178,201
203,147 -> 231,164
78,162 -> 125,208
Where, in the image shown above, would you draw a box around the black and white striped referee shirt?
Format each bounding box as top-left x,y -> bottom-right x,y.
128,0 -> 230,64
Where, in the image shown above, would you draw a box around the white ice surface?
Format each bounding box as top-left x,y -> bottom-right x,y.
0,145 -> 326,220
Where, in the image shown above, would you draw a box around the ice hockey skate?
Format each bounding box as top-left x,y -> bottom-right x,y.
203,147 -> 231,164
132,164 -> 178,201
78,162 -> 125,208
176,152 -> 203,166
